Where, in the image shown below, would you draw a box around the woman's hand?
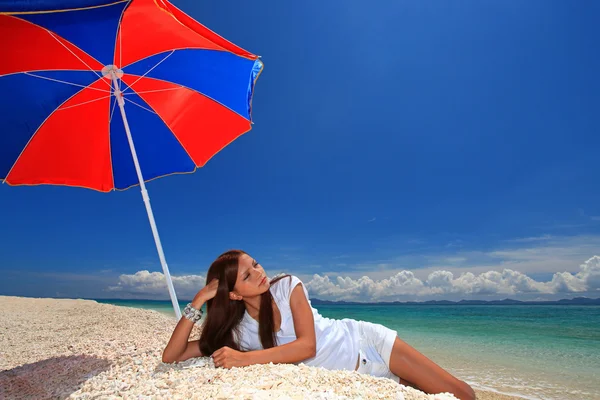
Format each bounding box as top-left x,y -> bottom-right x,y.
211,346 -> 248,369
191,278 -> 218,308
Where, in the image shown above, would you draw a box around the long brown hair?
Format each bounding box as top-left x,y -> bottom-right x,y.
199,249 -> 290,356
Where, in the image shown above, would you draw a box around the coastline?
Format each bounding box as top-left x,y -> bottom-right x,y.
1,296 -> 524,399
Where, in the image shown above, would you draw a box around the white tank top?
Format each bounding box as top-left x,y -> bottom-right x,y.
236,275 -> 360,371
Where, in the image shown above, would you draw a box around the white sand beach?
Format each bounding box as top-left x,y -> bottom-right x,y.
0,296 -> 521,399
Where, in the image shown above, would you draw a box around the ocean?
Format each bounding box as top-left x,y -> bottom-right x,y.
96,299 -> 600,400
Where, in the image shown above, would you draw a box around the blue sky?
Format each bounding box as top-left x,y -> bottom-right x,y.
1,0 -> 599,301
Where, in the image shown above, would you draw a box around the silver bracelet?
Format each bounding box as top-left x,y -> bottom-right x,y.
183,302 -> 203,324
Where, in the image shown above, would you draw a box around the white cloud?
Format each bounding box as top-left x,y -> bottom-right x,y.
550,255 -> 600,293
304,256 -> 600,301
328,234 -> 600,283
107,270 -> 205,298
104,256 -> 600,302
505,234 -> 553,243
443,269 -> 550,296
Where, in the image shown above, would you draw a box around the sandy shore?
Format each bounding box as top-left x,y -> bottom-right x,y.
0,296 -> 523,399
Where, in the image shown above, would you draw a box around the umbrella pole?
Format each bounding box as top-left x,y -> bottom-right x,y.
111,72 -> 182,320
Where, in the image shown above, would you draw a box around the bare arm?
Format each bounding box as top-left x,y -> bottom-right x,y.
161,309 -> 204,363
223,283 -> 316,366
162,279 -> 219,363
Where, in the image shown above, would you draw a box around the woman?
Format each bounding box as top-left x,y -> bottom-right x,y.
163,250 -> 475,400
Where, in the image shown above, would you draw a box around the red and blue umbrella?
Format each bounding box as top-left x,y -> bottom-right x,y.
0,0 -> 263,318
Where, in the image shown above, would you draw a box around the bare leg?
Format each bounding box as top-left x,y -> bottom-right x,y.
389,337 -> 475,400
399,378 -> 420,391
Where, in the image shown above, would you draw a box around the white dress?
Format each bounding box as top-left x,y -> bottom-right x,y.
236,275 -> 361,371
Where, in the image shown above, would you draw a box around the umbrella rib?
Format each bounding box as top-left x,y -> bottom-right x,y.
123,86 -> 184,95
123,74 -> 249,122
24,72 -> 111,93
58,95 -> 112,110
121,50 -> 174,94
124,97 -> 157,114
136,73 -> 252,122
107,93 -> 116,190
119,47 -> 227,70
46,30 -> 112,89
109,95 -> 118,123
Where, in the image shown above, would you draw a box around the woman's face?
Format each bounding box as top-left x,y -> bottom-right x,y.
232,253 -> 270,298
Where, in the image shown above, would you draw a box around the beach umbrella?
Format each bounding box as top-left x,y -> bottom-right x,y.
0,0 -> 264,319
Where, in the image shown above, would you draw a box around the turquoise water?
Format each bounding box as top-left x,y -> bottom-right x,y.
97,300 -> 600,400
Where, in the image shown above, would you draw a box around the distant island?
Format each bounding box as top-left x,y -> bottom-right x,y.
308,297 -> 600,306
91,296 -> 600,306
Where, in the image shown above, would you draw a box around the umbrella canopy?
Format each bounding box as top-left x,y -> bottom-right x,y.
1,0 -> 264,318
1,0 -> 263,191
